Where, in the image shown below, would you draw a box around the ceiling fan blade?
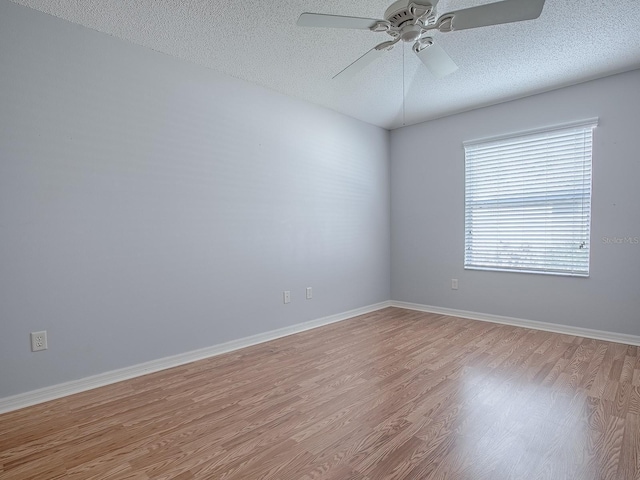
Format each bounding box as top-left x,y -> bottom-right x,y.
438,0 -> 545,31
333,47 -> 388,81
297,13 -> 383,30
415,41 -> 458,77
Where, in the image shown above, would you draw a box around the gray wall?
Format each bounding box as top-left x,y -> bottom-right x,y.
2,0 -> 638,401
0,1 -> 391,398
391,69 -> 640,336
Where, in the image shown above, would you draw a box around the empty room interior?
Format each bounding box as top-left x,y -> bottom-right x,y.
1,0 -> 640,478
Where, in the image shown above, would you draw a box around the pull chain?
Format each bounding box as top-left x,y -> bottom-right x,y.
402,43 -> 406,126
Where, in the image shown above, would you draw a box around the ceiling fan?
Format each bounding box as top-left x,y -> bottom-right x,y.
297,0 -> 546,80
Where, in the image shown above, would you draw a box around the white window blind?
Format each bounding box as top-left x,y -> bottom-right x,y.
464,119 -> 597,277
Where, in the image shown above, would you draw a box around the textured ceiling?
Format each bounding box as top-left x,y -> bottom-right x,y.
10,0 -> 640,129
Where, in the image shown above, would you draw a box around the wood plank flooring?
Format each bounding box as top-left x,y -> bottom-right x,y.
1,307 -> 639,479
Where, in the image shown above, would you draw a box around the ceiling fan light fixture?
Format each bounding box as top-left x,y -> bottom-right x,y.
400,24 -> 423,42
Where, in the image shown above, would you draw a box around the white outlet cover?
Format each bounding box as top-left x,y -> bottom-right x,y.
283,291 -> 291,304
30,331 -> 48,352
306,287 -> 313,299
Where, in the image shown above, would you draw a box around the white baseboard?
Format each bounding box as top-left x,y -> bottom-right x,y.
5,300 -> 635,414
390,301 -> 640,346
0,301 -> 392,414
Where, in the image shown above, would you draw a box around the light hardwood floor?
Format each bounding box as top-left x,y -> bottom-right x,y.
1,307 -> 639,479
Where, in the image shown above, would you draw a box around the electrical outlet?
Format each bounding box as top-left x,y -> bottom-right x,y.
451,279 -> 459,290
30,331 -> 48,352
283,291 -> 291,304
306,287 -> 313,299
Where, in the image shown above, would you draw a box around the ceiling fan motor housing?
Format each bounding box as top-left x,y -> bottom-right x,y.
384,0 -> 436,28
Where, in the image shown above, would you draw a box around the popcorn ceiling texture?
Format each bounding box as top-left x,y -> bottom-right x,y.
9,0 -> 640,129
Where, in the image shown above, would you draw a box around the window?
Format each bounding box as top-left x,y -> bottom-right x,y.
464,119 -> 597,277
